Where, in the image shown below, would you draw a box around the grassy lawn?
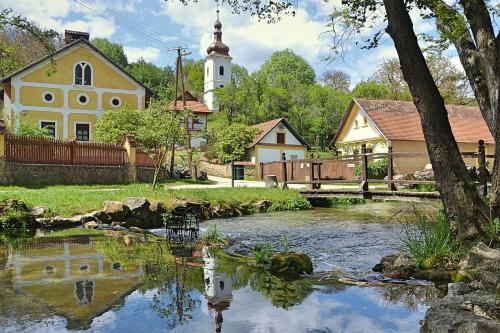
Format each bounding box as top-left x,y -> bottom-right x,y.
0,182 -> 306,217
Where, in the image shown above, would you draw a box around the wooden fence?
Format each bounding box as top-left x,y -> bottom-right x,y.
136,148 -> 156,167
5,134 -> 128,166
260,140 -> 491,197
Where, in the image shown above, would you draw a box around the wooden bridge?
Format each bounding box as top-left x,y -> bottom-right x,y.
259,141 -> 491,202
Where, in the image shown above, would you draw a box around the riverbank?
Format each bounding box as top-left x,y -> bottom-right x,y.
0,183 -> 310,218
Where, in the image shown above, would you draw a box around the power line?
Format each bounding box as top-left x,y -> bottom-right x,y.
72,0 -> 186,50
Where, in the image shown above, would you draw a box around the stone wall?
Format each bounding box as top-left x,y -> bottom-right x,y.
136,167 -> 167,183
200,158 -> 256,178
0,159 -> 168,186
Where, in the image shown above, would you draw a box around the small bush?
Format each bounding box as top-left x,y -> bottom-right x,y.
268,198 -> 311,212
281,235 -> 290,252
202,224 -> 225,245
253,243 -> 274,266
401,207 -> 460,269
353,158 -> 388,179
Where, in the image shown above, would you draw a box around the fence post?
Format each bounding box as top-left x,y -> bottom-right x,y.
260,162 -> 264,180
123,135 -> 137,183
308,156 -> 315,190
387,146 -> 397,191
70,140 -> 77,165
281,152 -> 288,189
0,120 -> 5,158
360,144 -> 369,194
231,161 -> 235,188
478,139 -> 487,197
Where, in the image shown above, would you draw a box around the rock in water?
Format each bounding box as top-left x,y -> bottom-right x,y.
123,197 -> 151,220
373,252 -> 415,279
270,252 -> 313,277
422,243 -> 500,333
103,201 -> 130,221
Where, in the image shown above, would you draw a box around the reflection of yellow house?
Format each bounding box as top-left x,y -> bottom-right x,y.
7,237 -> 142,330
333,98 -> 495,174
0,30 -> 152,141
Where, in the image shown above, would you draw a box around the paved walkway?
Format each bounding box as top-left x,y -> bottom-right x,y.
170,176 -> 389,191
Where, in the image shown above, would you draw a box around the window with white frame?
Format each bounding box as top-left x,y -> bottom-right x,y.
74,62 -> 92,86
75,123 -> 90,141
40,121 -> 56,138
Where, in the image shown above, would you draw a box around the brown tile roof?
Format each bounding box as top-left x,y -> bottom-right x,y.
168,91 -> 212,114
355,99 -> 494,144
249,117 -> 310,148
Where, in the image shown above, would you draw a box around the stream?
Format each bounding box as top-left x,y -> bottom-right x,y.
0,201 -> 441,333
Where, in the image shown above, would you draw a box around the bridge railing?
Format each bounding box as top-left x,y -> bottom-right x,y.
261,140 -> 490,197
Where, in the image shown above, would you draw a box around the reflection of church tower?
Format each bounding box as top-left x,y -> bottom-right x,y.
203,10 -> 232,112
202,247 -> 232,332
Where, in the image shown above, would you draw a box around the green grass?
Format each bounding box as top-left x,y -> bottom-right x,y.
0,184 -> 308,217
401,207 -> 461,269
40,228 -> 105,238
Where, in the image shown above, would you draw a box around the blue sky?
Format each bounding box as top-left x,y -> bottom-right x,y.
3,0 -> 461,85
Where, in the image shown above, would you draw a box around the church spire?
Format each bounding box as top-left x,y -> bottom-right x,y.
206,10 -> 230,56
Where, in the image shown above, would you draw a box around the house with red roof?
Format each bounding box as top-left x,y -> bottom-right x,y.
168,91 -> 212,148
333,98 -> 494,174
248,117 -> 310,166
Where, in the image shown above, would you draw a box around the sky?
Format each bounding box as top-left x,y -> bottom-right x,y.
2,0 -> 462,85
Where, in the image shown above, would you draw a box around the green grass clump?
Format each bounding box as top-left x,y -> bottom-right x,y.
484,217 -> 500,248
401,208 -> 460,269
202,224 -> 225,245
40,228 -> 105,238
253,243 -> 274,266
268,197 -> 311,212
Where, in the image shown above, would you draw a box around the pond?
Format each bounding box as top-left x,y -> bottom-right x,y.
0,201 -> 440,333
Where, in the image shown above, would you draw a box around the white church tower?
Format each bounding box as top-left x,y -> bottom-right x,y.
203,10 -> 232,112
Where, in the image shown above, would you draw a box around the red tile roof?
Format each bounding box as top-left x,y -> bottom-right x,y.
168,91 -> 212,114
354,99 -> 494,144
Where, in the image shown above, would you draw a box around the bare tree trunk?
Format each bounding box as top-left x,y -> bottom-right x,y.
152,149 -> 166,190
383,0 -> 489,240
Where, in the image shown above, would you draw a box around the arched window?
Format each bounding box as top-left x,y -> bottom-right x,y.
219,66 -> 224,76
74,62 -> 92,86
363,116 -> 368,127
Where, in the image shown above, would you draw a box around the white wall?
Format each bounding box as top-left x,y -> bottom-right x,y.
256,148 -> 306,163
259,124 -> 301,145
203,55 -> 232,112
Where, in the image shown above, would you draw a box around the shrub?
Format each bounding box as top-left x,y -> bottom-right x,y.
353,158 -> 388,179
401,207 -> 460,269
213,124 -> 259,164
484,217 -> 500,248
16,122 -> 53,138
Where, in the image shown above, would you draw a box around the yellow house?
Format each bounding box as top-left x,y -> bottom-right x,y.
0,30 -> 152,141
248,117 -> 310,165
333,98 -> 495,174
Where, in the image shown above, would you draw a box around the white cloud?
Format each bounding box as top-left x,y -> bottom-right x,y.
160,1 -> 328,72
124,46 -> 160,62
66,16 -> 117,38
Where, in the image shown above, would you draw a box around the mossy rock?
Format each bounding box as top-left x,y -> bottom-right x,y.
0,199 -> 36,230
270,252 -> 313,277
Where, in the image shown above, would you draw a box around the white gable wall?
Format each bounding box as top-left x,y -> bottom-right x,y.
259,123 -> 302,145
339,108 -> 384,144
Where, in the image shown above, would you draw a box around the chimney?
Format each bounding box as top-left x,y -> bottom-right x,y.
64,30 -> 90,44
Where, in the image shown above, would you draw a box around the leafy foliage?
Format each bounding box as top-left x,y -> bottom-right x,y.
353,158 -> 388,179
213,123 -> 258,163
267,197 -> 312,212
16,122 -> 54,138
91,38 -> 128,68
93,104 -> 145,144
202,224 -> 225,245
258,49 -> 316,86
484,217 -> 500,248
127,59 -> 174,99
352,80 -> 390,99
253,243 -> 274,266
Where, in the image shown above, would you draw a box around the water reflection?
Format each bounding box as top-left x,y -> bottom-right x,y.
0,232 -> 440,332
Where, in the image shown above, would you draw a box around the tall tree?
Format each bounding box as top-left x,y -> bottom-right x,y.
91,38 -> 128,68
321,70 -> 350,92
127,59 -> 174,100
258,49 -> 316,87
352,80 -> 390,99
182,59 -> 204,98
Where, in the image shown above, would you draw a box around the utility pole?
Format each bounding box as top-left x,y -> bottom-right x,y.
176,48 -> 194,174
169,55 -> 180,178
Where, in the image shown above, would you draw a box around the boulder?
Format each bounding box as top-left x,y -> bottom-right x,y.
36,216 -> 82,229
197,170 -> 208,181
129,226 -> 146,234
373,252 -> 415,279
103,201 -> 130,221
253,200 -> 272,213
83,221 -> 98,229
0,199 -> 30,213
459,243 -> 500,291
270,252 -> 313,277
123,197 -> 151,220
31,206 -> 48,218
264,175 -> 278,188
